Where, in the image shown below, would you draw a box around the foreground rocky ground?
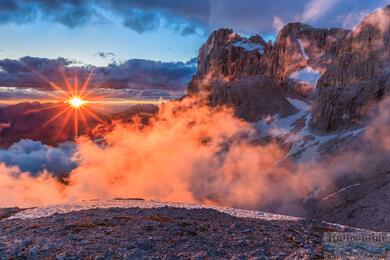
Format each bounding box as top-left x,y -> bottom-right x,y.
0,199 -> 361,259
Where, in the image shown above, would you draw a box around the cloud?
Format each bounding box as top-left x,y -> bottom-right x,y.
100,0 -> 209,36
0,94 -> 389,215
0,0 -> 387,36
0,139 -> 77,177
95,52 -> 116,59
208,0 -> 388,35
0,122 -> 10,132
94,52 -> 118,64
0,164 -> 65,207
365,97 -> 390,151
339,9 -> 371,29
122,9 -> 161,33
0,96 -> 310,209
0,0 -> 209,35
0,0 -> 103,28
301,0 -> 341,23
94,59 -> 195,90
273,16 -> 285,32
0,56 -> 196,99
0,87 -> 56,100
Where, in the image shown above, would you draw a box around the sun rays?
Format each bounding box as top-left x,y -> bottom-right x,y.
8,61 -> 168,141
26,68 -> 107,140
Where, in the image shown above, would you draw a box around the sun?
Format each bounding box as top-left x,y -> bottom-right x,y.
25,69 -> 106,140
67,96 -> 86,108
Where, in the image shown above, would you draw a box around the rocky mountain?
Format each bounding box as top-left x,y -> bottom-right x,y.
187,28 -> 295,122
313,6 -> 390,132
187,22 -> 350,123
271,23 -> 349,82
186,5 -> 390,232
188,6 -> 390,134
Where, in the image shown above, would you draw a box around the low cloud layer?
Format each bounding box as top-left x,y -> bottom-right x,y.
0,139 -> 77,177
0,56 -> 196,99
0,95 -> 389,215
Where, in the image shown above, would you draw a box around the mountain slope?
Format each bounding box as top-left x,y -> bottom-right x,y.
0,199 -> 362,258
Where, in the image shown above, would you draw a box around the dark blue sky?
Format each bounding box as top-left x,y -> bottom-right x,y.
0,0 -> 389,65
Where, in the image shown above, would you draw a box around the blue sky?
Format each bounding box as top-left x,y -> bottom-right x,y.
0,20 -> 203,66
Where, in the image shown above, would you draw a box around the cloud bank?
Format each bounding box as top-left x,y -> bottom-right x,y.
0,95 -> 389,216
0,56 -> 196,99
0,139 -> 77,177
0,0 -> 209,35
0,0 -> 387,36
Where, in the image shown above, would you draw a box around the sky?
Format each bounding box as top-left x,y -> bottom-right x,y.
0,0 -> 390,104
1,0 -> 390,65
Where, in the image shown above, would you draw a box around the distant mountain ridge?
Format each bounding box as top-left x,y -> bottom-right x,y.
0,102 -> 158,147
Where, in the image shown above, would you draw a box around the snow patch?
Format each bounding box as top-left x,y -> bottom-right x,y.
290,119 -> 365,162
232,40 -> 265,55
6,199 -> 363,232
7,199 -> 301,222
254,98 -> 365,163
297,39 -> 309,60
255,111 -> 306,139
255,98 -> 310,139
322,183 -> 361,201
287,98 -> 311,111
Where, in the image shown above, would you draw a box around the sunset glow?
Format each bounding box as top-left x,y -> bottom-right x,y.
2,1 -> 390,257
27,70 -> 108,140
67,96 -> 86,108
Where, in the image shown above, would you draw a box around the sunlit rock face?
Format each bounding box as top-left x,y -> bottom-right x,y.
195,28 -> 272,82
189,5 -> 390,133
187,28 -> 293,122
312,5 -> 390,133
270,23 -> 349,82
187,24 -> 348,122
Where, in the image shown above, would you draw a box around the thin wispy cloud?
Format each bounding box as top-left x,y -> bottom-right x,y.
301,0 -> 341,23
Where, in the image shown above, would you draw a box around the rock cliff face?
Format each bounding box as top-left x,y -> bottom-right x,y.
270,23 -> 349,82
189,5 -> 390,133
210,76 -> 297,121
195,28 -> 272,82
188,22 -> 350,123
184,8 -> 390,231
312,6 -> 390,132
187,28 -> 295,121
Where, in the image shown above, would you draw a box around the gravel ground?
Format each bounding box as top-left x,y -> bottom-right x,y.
0,206 -> 358,259
0,208 -> 25,221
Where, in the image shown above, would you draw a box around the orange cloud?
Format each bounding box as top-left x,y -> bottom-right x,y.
1,96 -> 390,217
